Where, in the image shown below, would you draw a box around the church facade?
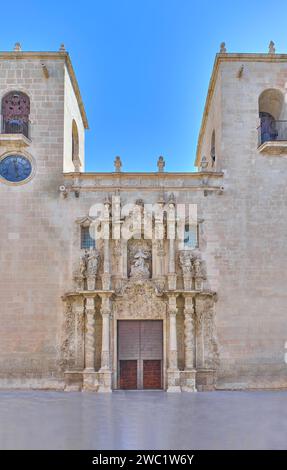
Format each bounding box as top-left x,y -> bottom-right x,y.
0,43 -> 286,392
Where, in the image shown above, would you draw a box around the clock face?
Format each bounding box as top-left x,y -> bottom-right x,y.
0,155 -> 32,183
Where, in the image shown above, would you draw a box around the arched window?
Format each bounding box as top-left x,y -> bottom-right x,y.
81,226 -> 95,249
210,130 -> 216,166
1,91 -> 30,138
72,119 -> 79,168
258,89 -> 284,145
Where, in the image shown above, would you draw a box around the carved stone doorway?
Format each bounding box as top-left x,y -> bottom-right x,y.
118,320 -> 163,390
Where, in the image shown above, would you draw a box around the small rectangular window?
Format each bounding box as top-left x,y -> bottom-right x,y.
81,226 -> 95,249
184,224 -> 198,249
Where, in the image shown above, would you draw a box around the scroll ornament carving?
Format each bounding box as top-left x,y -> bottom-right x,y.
59,300 -> 75,371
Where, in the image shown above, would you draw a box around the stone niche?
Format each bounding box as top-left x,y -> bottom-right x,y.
127,239 -> 152,279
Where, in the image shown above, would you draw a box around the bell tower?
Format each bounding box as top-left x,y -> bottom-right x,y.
0,44 -> 88,387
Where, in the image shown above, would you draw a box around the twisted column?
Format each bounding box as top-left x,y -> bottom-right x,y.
100,294 -> 112,370
167,196 -> 177,290
84,297 -> 95,370
102,198 -> 111,290
74,298 -> 85,370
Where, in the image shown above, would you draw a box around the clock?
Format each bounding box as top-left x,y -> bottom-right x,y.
0,154 -> 32,183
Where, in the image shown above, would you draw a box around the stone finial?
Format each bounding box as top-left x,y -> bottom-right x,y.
59,43 -> 66,52
104,195 -> 111,206
114,156 -> 122,172
157,194 -> 165,206
157,155 -> 165,172
200,156 -> 208,171
220,42 -> 226,53
237,65 -> 244,78
135,198 -> 144,207
269,41 -> 275,54
13,42 -> 22,52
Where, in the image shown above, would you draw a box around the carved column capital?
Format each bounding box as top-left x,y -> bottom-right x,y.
100,294 -> 112,316
167,293 -> 178,315
184,295 -> 194,315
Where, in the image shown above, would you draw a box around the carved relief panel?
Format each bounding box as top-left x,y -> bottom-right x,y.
127,239 -> 152,279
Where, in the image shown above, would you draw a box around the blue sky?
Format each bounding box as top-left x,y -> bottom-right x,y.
1,0 -> 287,172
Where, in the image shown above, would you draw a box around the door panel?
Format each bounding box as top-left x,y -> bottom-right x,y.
118,321 -> 140,359
119,360 -> 137,389
143,360 -> 162,389
140,321 -> 163,359
118,320 -> 163,389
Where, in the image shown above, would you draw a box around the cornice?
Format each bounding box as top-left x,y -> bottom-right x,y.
63,170 -> 224,179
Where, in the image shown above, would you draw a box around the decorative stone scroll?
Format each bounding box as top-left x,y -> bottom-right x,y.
60,297 -> 85,372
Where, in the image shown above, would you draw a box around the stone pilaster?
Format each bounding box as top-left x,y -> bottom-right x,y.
167,294 -> 180,392
102,198 -> 111,290
194,295 -> 218,391
167,196 -> 177,290
194,297 -> 204,369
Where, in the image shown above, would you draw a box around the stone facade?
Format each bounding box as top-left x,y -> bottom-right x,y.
0,46 -> 287,392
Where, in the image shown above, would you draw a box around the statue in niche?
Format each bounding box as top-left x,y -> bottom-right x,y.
80,250 -> 89,278
86,248 -> 99,277
130,248 -> 150,279
75,247 -> 99,291
193,257 -> 203,279
179,251 -> 193,276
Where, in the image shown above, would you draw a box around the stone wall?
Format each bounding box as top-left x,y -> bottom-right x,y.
198,55 -> 287,388
0,54 -> 86,388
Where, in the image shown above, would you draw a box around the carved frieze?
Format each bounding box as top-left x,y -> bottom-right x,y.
113,279 -> 167,319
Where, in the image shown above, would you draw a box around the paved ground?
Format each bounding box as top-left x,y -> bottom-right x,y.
0,390 -> 286,449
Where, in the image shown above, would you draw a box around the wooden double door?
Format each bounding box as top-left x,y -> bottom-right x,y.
118,320 -> 163,390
